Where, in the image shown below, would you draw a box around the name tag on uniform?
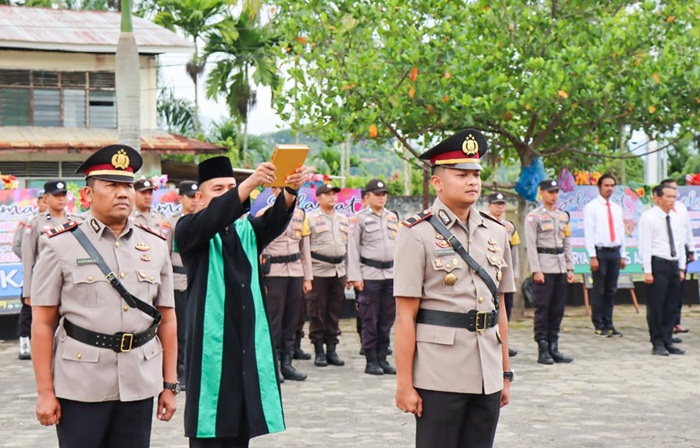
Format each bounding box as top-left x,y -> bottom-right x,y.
76,258 -> 98,266
435,248 -> 456,256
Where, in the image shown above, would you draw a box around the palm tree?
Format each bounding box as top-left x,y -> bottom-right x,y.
157,86 -> 196,136
116,0 -> 141,152
312,148 -> 363,176
205,6 -> 281,162
152,0 -> 233,135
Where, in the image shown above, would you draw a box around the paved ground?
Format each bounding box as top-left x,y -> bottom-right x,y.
2,304 -> 700,447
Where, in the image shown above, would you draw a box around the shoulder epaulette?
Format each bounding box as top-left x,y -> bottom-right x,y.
135,223 -> 167,240
402,210 -> 432,228
479,211 -> 505,227
47,220 -> 80,238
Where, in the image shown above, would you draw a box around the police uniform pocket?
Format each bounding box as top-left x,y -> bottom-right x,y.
415,324 -> 456,345
60,336 -> 100,363
140,337 -> 163,361
72,267 -> 109,307
136,269 -> 160,302
387,222 -> 398,240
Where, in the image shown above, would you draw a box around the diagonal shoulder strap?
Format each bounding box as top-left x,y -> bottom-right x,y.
427,215 -> 500,308
72,227 -> 162,325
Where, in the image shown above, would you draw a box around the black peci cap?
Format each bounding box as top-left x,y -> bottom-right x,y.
198,156 -> 234,185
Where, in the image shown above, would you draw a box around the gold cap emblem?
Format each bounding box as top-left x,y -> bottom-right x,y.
111,149 -> 130,170
462,134 -> 479,156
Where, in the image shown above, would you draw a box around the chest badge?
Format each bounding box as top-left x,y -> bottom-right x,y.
140,254 -> 151,262
136,242 -> 150,251
435,240 -> 452,249
444,273 -> 457,285
496,270 -> 503,281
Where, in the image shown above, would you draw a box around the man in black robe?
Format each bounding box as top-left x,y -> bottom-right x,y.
175,156 -> 307,448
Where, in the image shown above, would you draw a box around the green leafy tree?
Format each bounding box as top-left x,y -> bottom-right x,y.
157,86 -> 197,136
205,6 -> 281,161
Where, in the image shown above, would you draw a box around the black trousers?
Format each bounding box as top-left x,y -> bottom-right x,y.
358,279 -> 395,351
415,388 -> 501,448
17,295 -> 31,338
647,257 -> 681,346
175,289 -> 187,378
190,437 -> 249,448
306,275 -> 346,344
264,276 -> 304,354
532,273 -> 568,342
675,268 -> 687,326
56,398 -> 153,448
504,292 -> 514,321
590,248 -> 621,331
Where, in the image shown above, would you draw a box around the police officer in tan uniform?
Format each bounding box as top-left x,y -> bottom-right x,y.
348,179 -> 399,375
162,180 -> 199,388
486,192 -> 521,358
525,179 -> 575,365
306,183 -> 349,367
14,189 -> 47,360
21,181 -> 83,361
30,144 -> 177,447
131,178 -> 165,232
259,186 -> 312,382
394,129 -> 514,448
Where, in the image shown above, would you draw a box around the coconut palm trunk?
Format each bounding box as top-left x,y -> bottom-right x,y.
116,0 -> 141,153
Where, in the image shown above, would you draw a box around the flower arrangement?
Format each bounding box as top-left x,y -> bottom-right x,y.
305,173 -> 331,188
685,173 -> 700,186
0,174 -> 18,190
141,173 -> 169,189
573,170 -> 602,186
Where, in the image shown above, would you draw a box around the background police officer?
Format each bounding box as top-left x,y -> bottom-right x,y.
348,179 -> 398,375
131,178 -> 165,232
30,145 -> 177,447
306,183 -> 349,367
525,180 -> 575,365
162,180 -> 199,388
21,180 -> 83,360
259,186 -> 312,382
486,192 -> 521,357
394,129 -> 514,448
14,189 -> 47,360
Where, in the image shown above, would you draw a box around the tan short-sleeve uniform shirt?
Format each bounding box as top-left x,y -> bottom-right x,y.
347,207 -> 399,281
261,207 -> 313,279
394,198 -> 515,395
31,215 -> 174,403
525,206 -> 574,274
307,208 -> 349,277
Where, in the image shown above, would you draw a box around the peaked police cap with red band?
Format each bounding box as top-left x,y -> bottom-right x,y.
76,144 -> 142,183
419,128 -> 488,171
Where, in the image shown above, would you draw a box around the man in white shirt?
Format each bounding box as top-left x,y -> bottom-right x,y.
660,179 -> 695,335
638,184 -> 687,356
583,174 -> 626,337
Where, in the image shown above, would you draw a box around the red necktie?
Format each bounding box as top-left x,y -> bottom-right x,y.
606,201 -> 615,242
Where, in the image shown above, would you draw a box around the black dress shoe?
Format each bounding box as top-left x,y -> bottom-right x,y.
665,344 -> 685,355
595,329 -> 611,336
672,337 -> 683,344
652,345 -> 670,356
608,328 -> 623,337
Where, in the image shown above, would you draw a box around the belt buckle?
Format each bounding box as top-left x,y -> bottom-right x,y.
106,271 -> 117,282
119,333 -> 134,352
475,311 -> 489,335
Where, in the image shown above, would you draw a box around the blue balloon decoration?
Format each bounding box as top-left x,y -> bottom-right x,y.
515,157 -> 545,202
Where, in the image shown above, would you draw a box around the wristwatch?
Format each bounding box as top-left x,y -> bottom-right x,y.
163,381 -> 181,394
503,369 -> 515,382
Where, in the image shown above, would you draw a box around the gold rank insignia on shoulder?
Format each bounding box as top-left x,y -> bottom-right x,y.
402,209 -> 432,228
136,242 -> 150,251
444,273 -> 457,285
135,222 -> 167,240
46,221 -> 79,238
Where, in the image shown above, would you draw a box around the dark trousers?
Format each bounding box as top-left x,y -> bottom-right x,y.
175,289 -> 187,379
306,275 -> 346,344
504,292 -> 514,321
532,273 -> 568,342
17,295 -> 31,338
264,276 -> 304,354
647,257 -> 681,346
675,269 -> 687,326
415,388 -> 501,448
56,398 -> 153,448
590,248 -> 621,331
358,279 -> 395,351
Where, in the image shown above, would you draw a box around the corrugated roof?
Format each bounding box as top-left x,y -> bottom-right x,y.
0,127 -> 225,154
0,5 -> 193,54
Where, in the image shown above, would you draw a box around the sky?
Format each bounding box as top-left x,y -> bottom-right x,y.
159,53 -> 287,136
